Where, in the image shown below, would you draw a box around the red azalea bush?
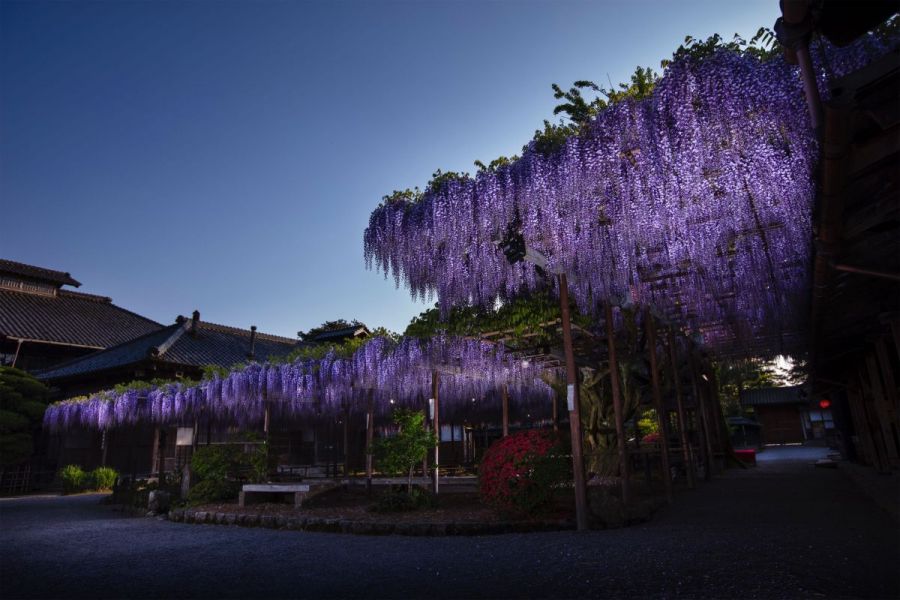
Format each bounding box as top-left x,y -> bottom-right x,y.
478,429 -> 570,516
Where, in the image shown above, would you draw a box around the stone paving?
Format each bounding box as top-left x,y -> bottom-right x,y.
1,447 -> 897,599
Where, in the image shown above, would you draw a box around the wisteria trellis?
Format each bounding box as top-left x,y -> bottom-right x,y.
43,335 -> 559,432
364,38 -> 894,357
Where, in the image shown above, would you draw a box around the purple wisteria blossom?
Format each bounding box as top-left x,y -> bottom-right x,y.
42,336 -> 559,432
364,37 -> 893,356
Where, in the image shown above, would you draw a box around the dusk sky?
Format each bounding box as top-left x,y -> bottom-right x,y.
1,0 -> 778,338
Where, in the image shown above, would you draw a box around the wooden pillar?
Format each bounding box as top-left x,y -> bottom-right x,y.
432,370 -> 440,494
100,429 -> 108,468
150,427 -> 160,478
551,388 -> 559,432
343,404 -> 350,477
645,312 -> 673,503
605,303 -> 631,506
559,274 -> 589,531
128,428 -> 137,483
846,382 -> 878,466
501,385 -> 510,437
890,319 -> 900,364
874,339 -> 899,415
689,355 -> 713,481
667,330 -> 696,489
312,426 -> 319,466
154,427 -> 167,480
191,417 -> 199,453
857,369 -> 891,473
366,390 -> 374,494
864,355 -> 899,465
706,364 -> 734,460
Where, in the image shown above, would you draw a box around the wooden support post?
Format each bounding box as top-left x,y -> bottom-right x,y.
667,330 -> 696,489
331,419 -> 338,479
501,385 -> 510,437
689,355 -> 713,481
857,370 -> 891,473
559,273 -> 589,532
551,388 -> 559,432
100,429 -> 108,468
150,427 -> 161,479
645,312 -> 673,503
605,303 -> 631,506
313,426 -> 319,466
128,428 -> 137,484
191,417 -> 199,453
864,354 -> 899,464
432,370 -> 440,494
155,427 -> 167,480
706,363 -> 733,459
846,383 -> 878,466
366,390 -> 374,494
343,405 -> 350,477
874,339 -> 899,415
890,319 -> 900,365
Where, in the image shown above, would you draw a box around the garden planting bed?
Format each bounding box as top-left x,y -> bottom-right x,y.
169,487 -> 576,536
167,482 -> 665,535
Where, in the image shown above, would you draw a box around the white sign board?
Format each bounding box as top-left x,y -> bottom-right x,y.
567,384 -> 575,411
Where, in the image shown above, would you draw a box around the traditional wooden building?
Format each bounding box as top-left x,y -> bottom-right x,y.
0,259 -> 163,372
740,386 -> 837,445
805,41 -> 900,471
37,310 -> 301,398
36,312 -> 304,475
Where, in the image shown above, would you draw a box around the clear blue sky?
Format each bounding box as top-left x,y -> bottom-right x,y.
1,0 -> 779,338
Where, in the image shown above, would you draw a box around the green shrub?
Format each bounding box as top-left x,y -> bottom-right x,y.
90,467 -> 118,490
186,479 -> 239,506
59,464 -> 86,494
191,445 -> 237,482
369,485 -> 434,513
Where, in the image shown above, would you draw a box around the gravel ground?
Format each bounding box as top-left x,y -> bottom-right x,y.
1,449 -> 897,600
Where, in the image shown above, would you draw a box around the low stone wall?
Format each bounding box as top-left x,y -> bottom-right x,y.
168,507 -> 574,536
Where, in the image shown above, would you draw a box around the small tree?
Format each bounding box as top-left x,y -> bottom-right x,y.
372,409 -> 437,495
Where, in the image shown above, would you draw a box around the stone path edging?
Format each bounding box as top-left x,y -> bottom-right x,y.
168,508 -> 574,536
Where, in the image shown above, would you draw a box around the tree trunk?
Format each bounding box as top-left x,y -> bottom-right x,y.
407,465 -> 414,495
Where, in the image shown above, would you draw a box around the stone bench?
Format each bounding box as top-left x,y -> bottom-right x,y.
239,483 -> 311,508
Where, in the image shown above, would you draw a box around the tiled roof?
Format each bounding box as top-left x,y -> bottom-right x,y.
313,325 -> 370,342
37,319 -> 300,381
740,386 -> 807,407
0,288 -> 162,349
36,327 -> 178,379
0,259 -> 81,287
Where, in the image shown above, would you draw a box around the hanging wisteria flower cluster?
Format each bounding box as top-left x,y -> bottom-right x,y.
42,381 -> 204,433
364,36 -> 895,356
42,335 -> 560,432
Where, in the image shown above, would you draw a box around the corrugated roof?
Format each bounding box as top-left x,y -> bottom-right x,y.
740,386 -> 807,407
37,319 -> 299,381
0,259 -> 81,287
0,288 -> 162,349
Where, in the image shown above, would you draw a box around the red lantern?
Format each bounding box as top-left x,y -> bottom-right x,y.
819,399 -> 831,409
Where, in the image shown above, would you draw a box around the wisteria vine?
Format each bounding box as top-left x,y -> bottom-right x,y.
42,335 -> 560,432
364,36 -> 895,356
